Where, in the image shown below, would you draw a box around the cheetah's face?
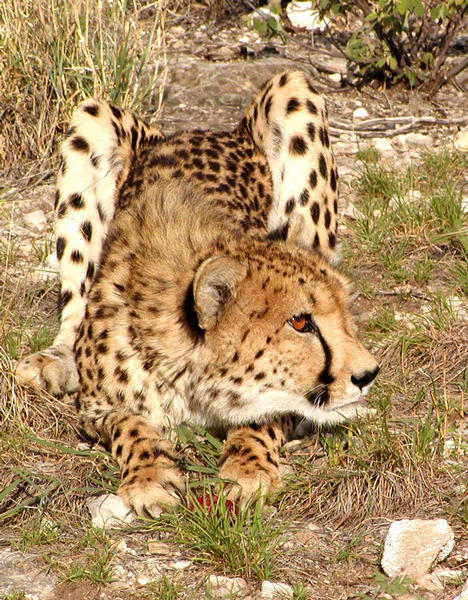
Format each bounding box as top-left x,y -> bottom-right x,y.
192,244 -> 379,427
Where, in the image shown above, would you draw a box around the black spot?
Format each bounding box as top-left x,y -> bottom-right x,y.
309,169 -> 318,189
54,190 -> 59,209
311,202 -> 320,224
289,135 -> 307,156
306,100 -> 317,114
286,98 -> 300,113
81,220 -> 92,242
83,103 -> 99,116
319,153 -> 327,179
319,127 -> 330,147
59,290 -> 72,312
328,231 -> 337,248
56,237 -> 66,260
285,197 -> 295,215
139,450 -> 150,461
330,168 -> 337,192
71,136 -> 89,152
90,153 -> 99,168
307,122 -> 316,142
313,233 -> 319,248
299,188 -> 309,206
110,105 -> 122,119
69,193 -> 84,209
267,222 -> 289,241
156,154 -> 177,168
255,349 -> 264,360
57,203 -> 67,219
97,203 -> 106,222
264,95 -> 272,121
324,209 -> 331,229
70,250 -> 83,263
254,372 -> 265,380
279,73 -> 288,87
86,262 -> 95,280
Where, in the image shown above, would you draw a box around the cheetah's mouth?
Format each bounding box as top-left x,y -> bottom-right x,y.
333,395 -> 366,411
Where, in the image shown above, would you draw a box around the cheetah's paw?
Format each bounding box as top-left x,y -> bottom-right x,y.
219,456 -> 280,507
15,344 -> 79,396
118,465 -> 185,518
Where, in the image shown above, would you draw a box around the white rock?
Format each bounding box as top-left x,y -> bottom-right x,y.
462,196 -> 468,213
86,494 -> 134,529
343,202 -> 365,220
171,559 -> 192,570
353,107 -> 369,120
454,126 -> 468,152
208,575 -> 248,597
381,519 -> 454,580
373,137 -> 394,157
286,1 -> 329,31
23,210 -> 47,230
328,73 -> 342,83
261,580 -> 294,599
137,575 -> 151,586
400,133 -> 434,148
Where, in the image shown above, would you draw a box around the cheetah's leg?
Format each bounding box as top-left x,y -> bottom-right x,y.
238,70 -> 339,262
218,416 -> 297,505
16,101 -> 163,396
83,408 -> 184,517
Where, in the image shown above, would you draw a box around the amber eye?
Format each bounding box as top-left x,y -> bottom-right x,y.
290,315 -> 307,331
288,314 -> 316,333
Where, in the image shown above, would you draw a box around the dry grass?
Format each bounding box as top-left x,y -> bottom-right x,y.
0,0 -> 167,177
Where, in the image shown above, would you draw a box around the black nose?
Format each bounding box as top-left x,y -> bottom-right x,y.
351,365 -> 379,390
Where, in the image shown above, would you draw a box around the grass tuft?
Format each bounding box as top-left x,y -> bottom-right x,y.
0,0 -> 167,175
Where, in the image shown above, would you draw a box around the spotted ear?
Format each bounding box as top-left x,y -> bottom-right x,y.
193,256 -> 247,330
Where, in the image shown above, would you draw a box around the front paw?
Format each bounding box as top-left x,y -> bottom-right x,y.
118,464 -> 185,518
15,344 -> 79,396
218,455 -> 280,506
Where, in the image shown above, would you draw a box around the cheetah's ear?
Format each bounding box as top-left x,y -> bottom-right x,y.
193,256 -> 247,330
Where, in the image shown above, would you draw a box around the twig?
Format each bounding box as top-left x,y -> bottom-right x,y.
428,55 -> 468,97
375,290 -> 432,301
329,115 -> 467,138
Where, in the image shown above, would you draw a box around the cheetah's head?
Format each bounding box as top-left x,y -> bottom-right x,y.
189,238 -> 379,429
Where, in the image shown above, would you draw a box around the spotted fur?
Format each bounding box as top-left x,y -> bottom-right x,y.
16,71 -> 378,514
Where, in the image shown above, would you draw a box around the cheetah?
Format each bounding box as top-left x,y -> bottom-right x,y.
16,71 -> 379,516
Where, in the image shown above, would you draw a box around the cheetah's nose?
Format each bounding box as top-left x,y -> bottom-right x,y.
351,365 -> 379,390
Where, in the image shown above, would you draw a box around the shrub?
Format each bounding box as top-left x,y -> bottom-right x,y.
316,0 -> 467,87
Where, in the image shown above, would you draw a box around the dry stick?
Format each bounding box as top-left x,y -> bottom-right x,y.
429,54 -> 468,97
329,116 -> 467,138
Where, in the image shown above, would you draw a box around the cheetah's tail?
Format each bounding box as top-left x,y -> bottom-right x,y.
54,100 -> 163,348
237,71 -> 339,262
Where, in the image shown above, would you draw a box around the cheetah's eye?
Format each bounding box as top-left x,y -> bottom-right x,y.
288,314 -> 317,333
